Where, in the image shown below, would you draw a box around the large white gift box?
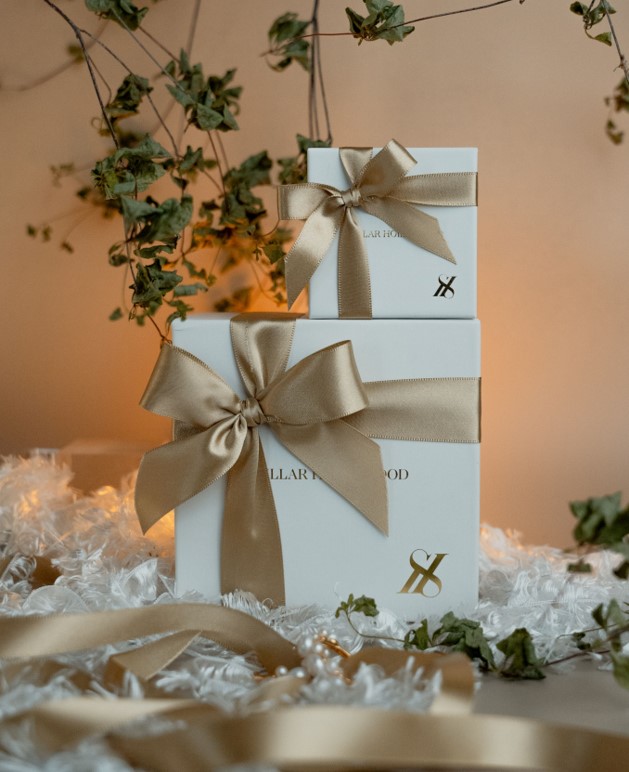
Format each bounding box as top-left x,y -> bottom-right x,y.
306,146 -> 477,319
172,314 -> 480,618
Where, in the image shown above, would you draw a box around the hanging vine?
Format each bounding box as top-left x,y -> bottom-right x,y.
13,0 -> 627,336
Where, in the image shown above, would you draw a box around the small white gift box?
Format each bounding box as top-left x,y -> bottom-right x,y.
304,145 -> 477,320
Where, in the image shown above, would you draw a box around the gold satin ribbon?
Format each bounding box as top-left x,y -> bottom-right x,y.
1,606 -> 628,769
0,603 -> 300,674
277,139 -> 477,318
135,313 -> 480,605
110,708 -> 629,771
0,603 -> 474,753
0,604 -> 472,708
13,702 -> 629,771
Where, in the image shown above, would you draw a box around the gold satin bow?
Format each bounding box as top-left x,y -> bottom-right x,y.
135,313 -> 480,605
277,139 -> 477,318
135,313 -> 388,605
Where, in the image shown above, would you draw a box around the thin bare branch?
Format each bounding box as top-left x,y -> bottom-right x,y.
603,0 -> 629,86
137,25 -> 178,61
41,0 -> 119,148
293,0 -> 518,40
402,0 -> 517,28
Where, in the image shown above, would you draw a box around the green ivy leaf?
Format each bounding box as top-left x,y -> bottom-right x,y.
592,598 -> 626,631
606,119 -> 625,145
213,286 -> 252,313
93,136 -> 170,199
571,631 -> 593,651
133,196 -> 194,244
195,102 -> 225,131
225,151 -> 273,189
166,57 -> 242,133
85,0 -> 148,30
108,251 -> 129,267
571,0 -> 616,36
165,299 -> 194,326
263,240 -> 287,264
352,595 -> 379,617
277,133 -> 331,184
433,612 -> 496,670
611,651 -> 629,690
345,0 -> 414,45
496,628 -> 545,680
614,561 -> 629,580
109,307 -> 124,321
135,244 -> 175,260
120,196 -> 156,225
132,260 -> 182,307
267,12 -> 311,71
334,593 -> 379,619
404,619 -> 431,650
178,146 -> 217,178
172,282 -> 208,297
570,492 -> 629,548
105,74 -> 152,121
567,559 -> 593,573
569,1 -> 589,15
594,31 -> 612,45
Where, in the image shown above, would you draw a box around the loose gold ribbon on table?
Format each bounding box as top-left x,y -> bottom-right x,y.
0,604 -> 629,772
277,139 -> 477,318
0,604 -> 474,758
134,313 -> 480,605
0,606 -> 628,771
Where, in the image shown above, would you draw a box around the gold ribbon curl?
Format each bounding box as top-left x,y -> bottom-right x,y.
277,139 -> 477,318
135,313 -> 480,605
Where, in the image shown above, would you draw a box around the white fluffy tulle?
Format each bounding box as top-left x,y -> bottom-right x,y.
0,455 -> 628,770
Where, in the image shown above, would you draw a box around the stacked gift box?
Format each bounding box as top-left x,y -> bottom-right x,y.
136,140 -> 480,619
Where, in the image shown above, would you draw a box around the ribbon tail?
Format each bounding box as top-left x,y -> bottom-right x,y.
273,422 -> 388,534
222,430 -> 286,605
365,197 -> 457,265
338,209 -> 372,319
135,422 -> 244,533
284,200 -> 343,309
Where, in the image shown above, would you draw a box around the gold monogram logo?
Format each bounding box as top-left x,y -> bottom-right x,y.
399,549 -> 447,597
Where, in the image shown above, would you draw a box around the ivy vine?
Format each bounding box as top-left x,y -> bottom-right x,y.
11,0 -> 626,336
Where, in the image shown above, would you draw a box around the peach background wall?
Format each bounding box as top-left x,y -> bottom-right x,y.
1,0 -> 628,548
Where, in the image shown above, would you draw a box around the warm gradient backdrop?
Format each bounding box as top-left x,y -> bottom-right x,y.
1,0 -> 628,547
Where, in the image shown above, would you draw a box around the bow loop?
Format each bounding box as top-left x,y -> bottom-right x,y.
260,341 -> 369,426
344,139 -> 416,198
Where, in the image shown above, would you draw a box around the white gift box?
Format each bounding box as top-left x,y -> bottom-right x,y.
307,147 -> 477,319
173,314 -> 480,618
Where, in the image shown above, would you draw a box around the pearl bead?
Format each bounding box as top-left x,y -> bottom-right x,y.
313,642 -> 325,656
292,667 -> 307,679
310,657 -> 325,674
275,665 -> 288,677
298,636 -> 314,655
